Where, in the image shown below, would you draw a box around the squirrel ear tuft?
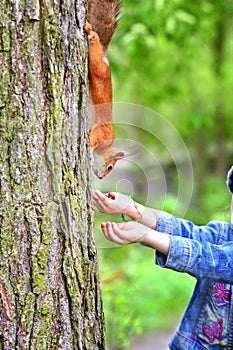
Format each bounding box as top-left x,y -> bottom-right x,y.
110,151 -> 125,160
110,145 -> 141,160
124,144 -> 141,157
226,166 -> 233,194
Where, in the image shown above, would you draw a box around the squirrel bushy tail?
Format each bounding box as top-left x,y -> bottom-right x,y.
87,0 -> 121,52
86,0 -> 124,179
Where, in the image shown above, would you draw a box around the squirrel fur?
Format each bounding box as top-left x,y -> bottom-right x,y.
85,0 -> 126,179
87,0 -> 121,53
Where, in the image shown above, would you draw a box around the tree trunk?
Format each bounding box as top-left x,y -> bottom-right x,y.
0,1 -> 105,349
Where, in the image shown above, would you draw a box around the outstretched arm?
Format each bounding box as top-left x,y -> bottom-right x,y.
92,190 -> 158,229
101,219 -> 233,283
93,190 -> 233,283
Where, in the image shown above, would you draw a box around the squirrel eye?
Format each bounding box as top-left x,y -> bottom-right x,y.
107,165 -> 113,171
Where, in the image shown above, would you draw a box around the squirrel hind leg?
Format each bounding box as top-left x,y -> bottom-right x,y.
85,21 -> 99,42
85,21 -> 92,35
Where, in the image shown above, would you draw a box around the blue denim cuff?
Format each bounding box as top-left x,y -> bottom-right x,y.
156,211 -> 173,233
156,211 -> 180,235
156,236 -> 191,272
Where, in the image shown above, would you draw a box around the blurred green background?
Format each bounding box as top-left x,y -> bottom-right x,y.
92,0 -> 233,348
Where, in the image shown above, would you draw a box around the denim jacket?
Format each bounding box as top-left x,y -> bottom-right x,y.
155,212 -> 233,349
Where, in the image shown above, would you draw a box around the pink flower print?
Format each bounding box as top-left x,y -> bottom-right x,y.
203,319 -> 223,344
213,283 -> 230,307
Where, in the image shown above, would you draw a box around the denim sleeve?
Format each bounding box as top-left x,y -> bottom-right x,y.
156,213 -> 233,283
156,211 -> 230,244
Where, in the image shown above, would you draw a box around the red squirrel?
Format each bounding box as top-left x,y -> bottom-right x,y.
85,0 -> 125,179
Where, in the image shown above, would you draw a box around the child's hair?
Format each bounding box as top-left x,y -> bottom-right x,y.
227,166 -> 233,194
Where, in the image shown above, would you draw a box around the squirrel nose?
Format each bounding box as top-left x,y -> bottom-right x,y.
94,170 -> 103,179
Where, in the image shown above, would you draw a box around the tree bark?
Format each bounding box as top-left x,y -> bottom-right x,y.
0,1 -> 105,349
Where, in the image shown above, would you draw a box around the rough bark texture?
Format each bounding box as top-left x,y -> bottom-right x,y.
0,1 -> 105,349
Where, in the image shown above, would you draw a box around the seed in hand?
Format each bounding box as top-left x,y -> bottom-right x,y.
106,193 -> 115,200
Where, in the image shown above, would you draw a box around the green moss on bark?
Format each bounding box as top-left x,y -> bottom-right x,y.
0,1 -> 105,349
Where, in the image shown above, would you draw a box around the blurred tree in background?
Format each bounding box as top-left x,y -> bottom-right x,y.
94,0 -> 233,348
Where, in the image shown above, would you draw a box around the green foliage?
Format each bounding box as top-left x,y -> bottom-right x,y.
186,174 -> 231,224
110,0 -> 233,144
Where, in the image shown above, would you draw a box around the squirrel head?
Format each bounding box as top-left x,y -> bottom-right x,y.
92,143 -> 125,179
91,142 -> 139,179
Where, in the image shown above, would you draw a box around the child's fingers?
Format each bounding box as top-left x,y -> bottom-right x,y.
111,222 -> 128,230
92,191 -> 109,211
92,191 -> 122,214
93,190 -> 117,201
108,222 -> 131,242
92,190 -> 107,201
101,222 -> 117,242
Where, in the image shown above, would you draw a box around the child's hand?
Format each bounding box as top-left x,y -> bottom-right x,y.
92,190 -> 132,214
101,221 -> 150,245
